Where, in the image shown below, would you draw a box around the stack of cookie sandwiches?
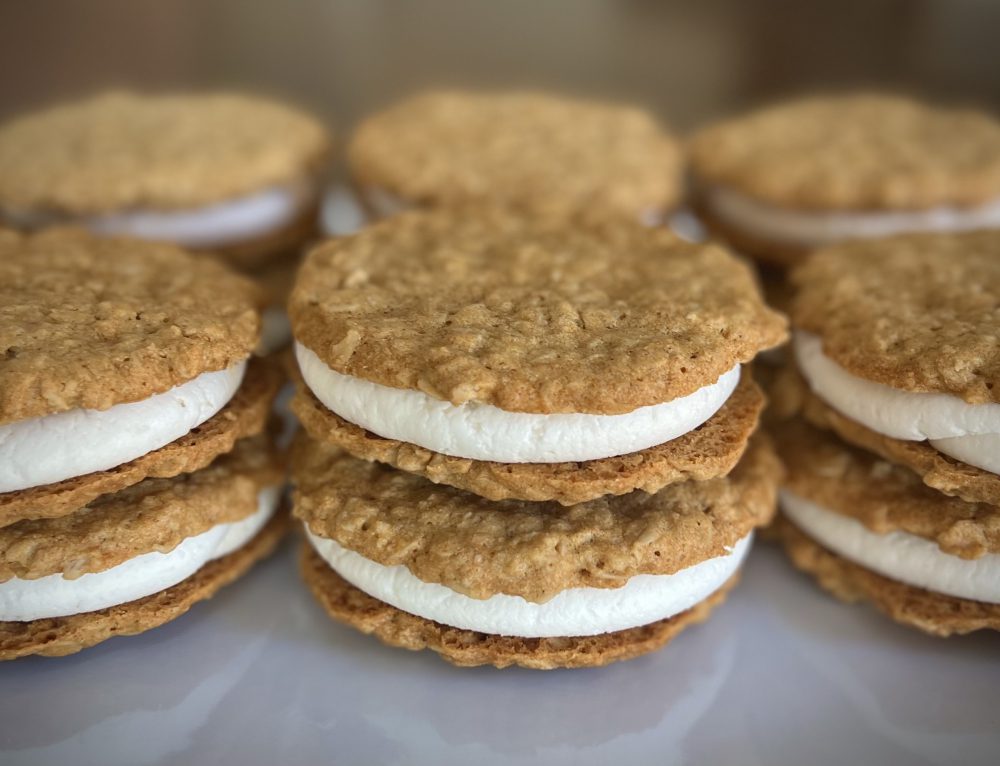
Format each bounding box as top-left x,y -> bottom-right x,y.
289,207 -> 787,669
775,231 -> 1000,635
347,90 -> 683,225
0,91 -> 333,353
688,94 -> 1000,267
0,229 -> 286,659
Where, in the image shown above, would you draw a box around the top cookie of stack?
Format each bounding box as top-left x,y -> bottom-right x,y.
290,206 -> 787,504
689,94 -> 1000,265
348,90 -> 683,224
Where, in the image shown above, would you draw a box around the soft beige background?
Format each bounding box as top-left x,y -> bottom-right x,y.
1,0 -> 997,133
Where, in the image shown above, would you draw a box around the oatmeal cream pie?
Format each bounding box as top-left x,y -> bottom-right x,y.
789,231 -> 1000,504
775,420 -> 1000,636
0,435 -> 286,659
0,91 -> 332,269
289,208 -> 786,504
0,228 -> 280,526
689,94 -> 1000,264
347,90 -> 683,224
293,434 -> 780,669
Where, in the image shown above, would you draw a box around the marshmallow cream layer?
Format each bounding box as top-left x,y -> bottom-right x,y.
0,361 -> 247,493
296,342 -> 740,463
781,489 -> 1000,604
307,529 -> 750,638
705,185 -> 1000,248
795,332 -> 1000,474
0,486 -> 281,622
4,181 -> 315,249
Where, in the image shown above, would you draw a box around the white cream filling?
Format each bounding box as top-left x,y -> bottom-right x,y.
0,485 -> 281,622
3,181 -> 315,248
0,361 -> 247,493
795,332 -> 1000,474
307,529 -> 750,638
295,342 -> 739,463
705,185 -> 1000,248
781,489 -> 1000,604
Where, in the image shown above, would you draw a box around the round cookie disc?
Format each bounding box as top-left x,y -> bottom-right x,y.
348,90 -> 682,219
291,207 -> 787,415
0,512 -> 287,660
0,91 -> 331,215
0,228 -> 261,423
300,544 -> 737,670
689,94 -> 1000,211
291,368 -> 765,505
791,230 -> 1000,403
292,435 -> 780,603
0,358 -> 281,528
776,517 -> 1000,637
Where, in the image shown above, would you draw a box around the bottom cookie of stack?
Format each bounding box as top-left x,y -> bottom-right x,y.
0,437 -> 286,660
292,436 -> 780,670
775,420 -> 1000,636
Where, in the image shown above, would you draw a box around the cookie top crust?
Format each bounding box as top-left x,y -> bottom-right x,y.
0,434 -> 282,582
777,419 -> 1000,560
689,94 -> 1000,210
291,208 -> 787,414
0,91 -> 332,215
348,90 -> 682,218
791,231 -> 1000,403
292,435 -> 779,603
0,228 -> 260,423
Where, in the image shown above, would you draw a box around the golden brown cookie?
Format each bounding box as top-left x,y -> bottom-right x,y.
692,203 -> 810,267
0,228 -> 260,423
689,94 -> 1000,211
0,357 -> 281,528
348,90 -> 682,220
0,92 -> 331,215
776,516 -> 1000,637
776,419 -> 1000,559
0,512 -> 288,660
291,208 -> 787,414
292,435 -> 779,602
292,368 -> 765,504
210,202 -> 321,271
300,543 -> 736,669
801,383 -> 1000,507
0,433 -> 283,581
790,231 -> 1000,403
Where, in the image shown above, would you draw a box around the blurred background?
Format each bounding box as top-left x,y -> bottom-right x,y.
1,0 -> 998,134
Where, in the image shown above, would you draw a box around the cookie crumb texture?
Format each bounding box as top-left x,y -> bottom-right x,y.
292,368 -> 764,504
0,91 -> 331,214
0,513 -> 287,660
776,419 -> 1000,560
300,544 -> 736,669
0,228 -> 260,423
792,230 -> 1000,403
292,435 -> 779,602
349,90 -> 681,218
690,94 -> 1000,209
777,517 -> 1000,636
292,208 -> 787,414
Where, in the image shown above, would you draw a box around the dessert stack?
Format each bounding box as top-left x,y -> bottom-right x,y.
775,231 -> 1000,635
0,229 -> 285,659
289,207 -> 787,669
